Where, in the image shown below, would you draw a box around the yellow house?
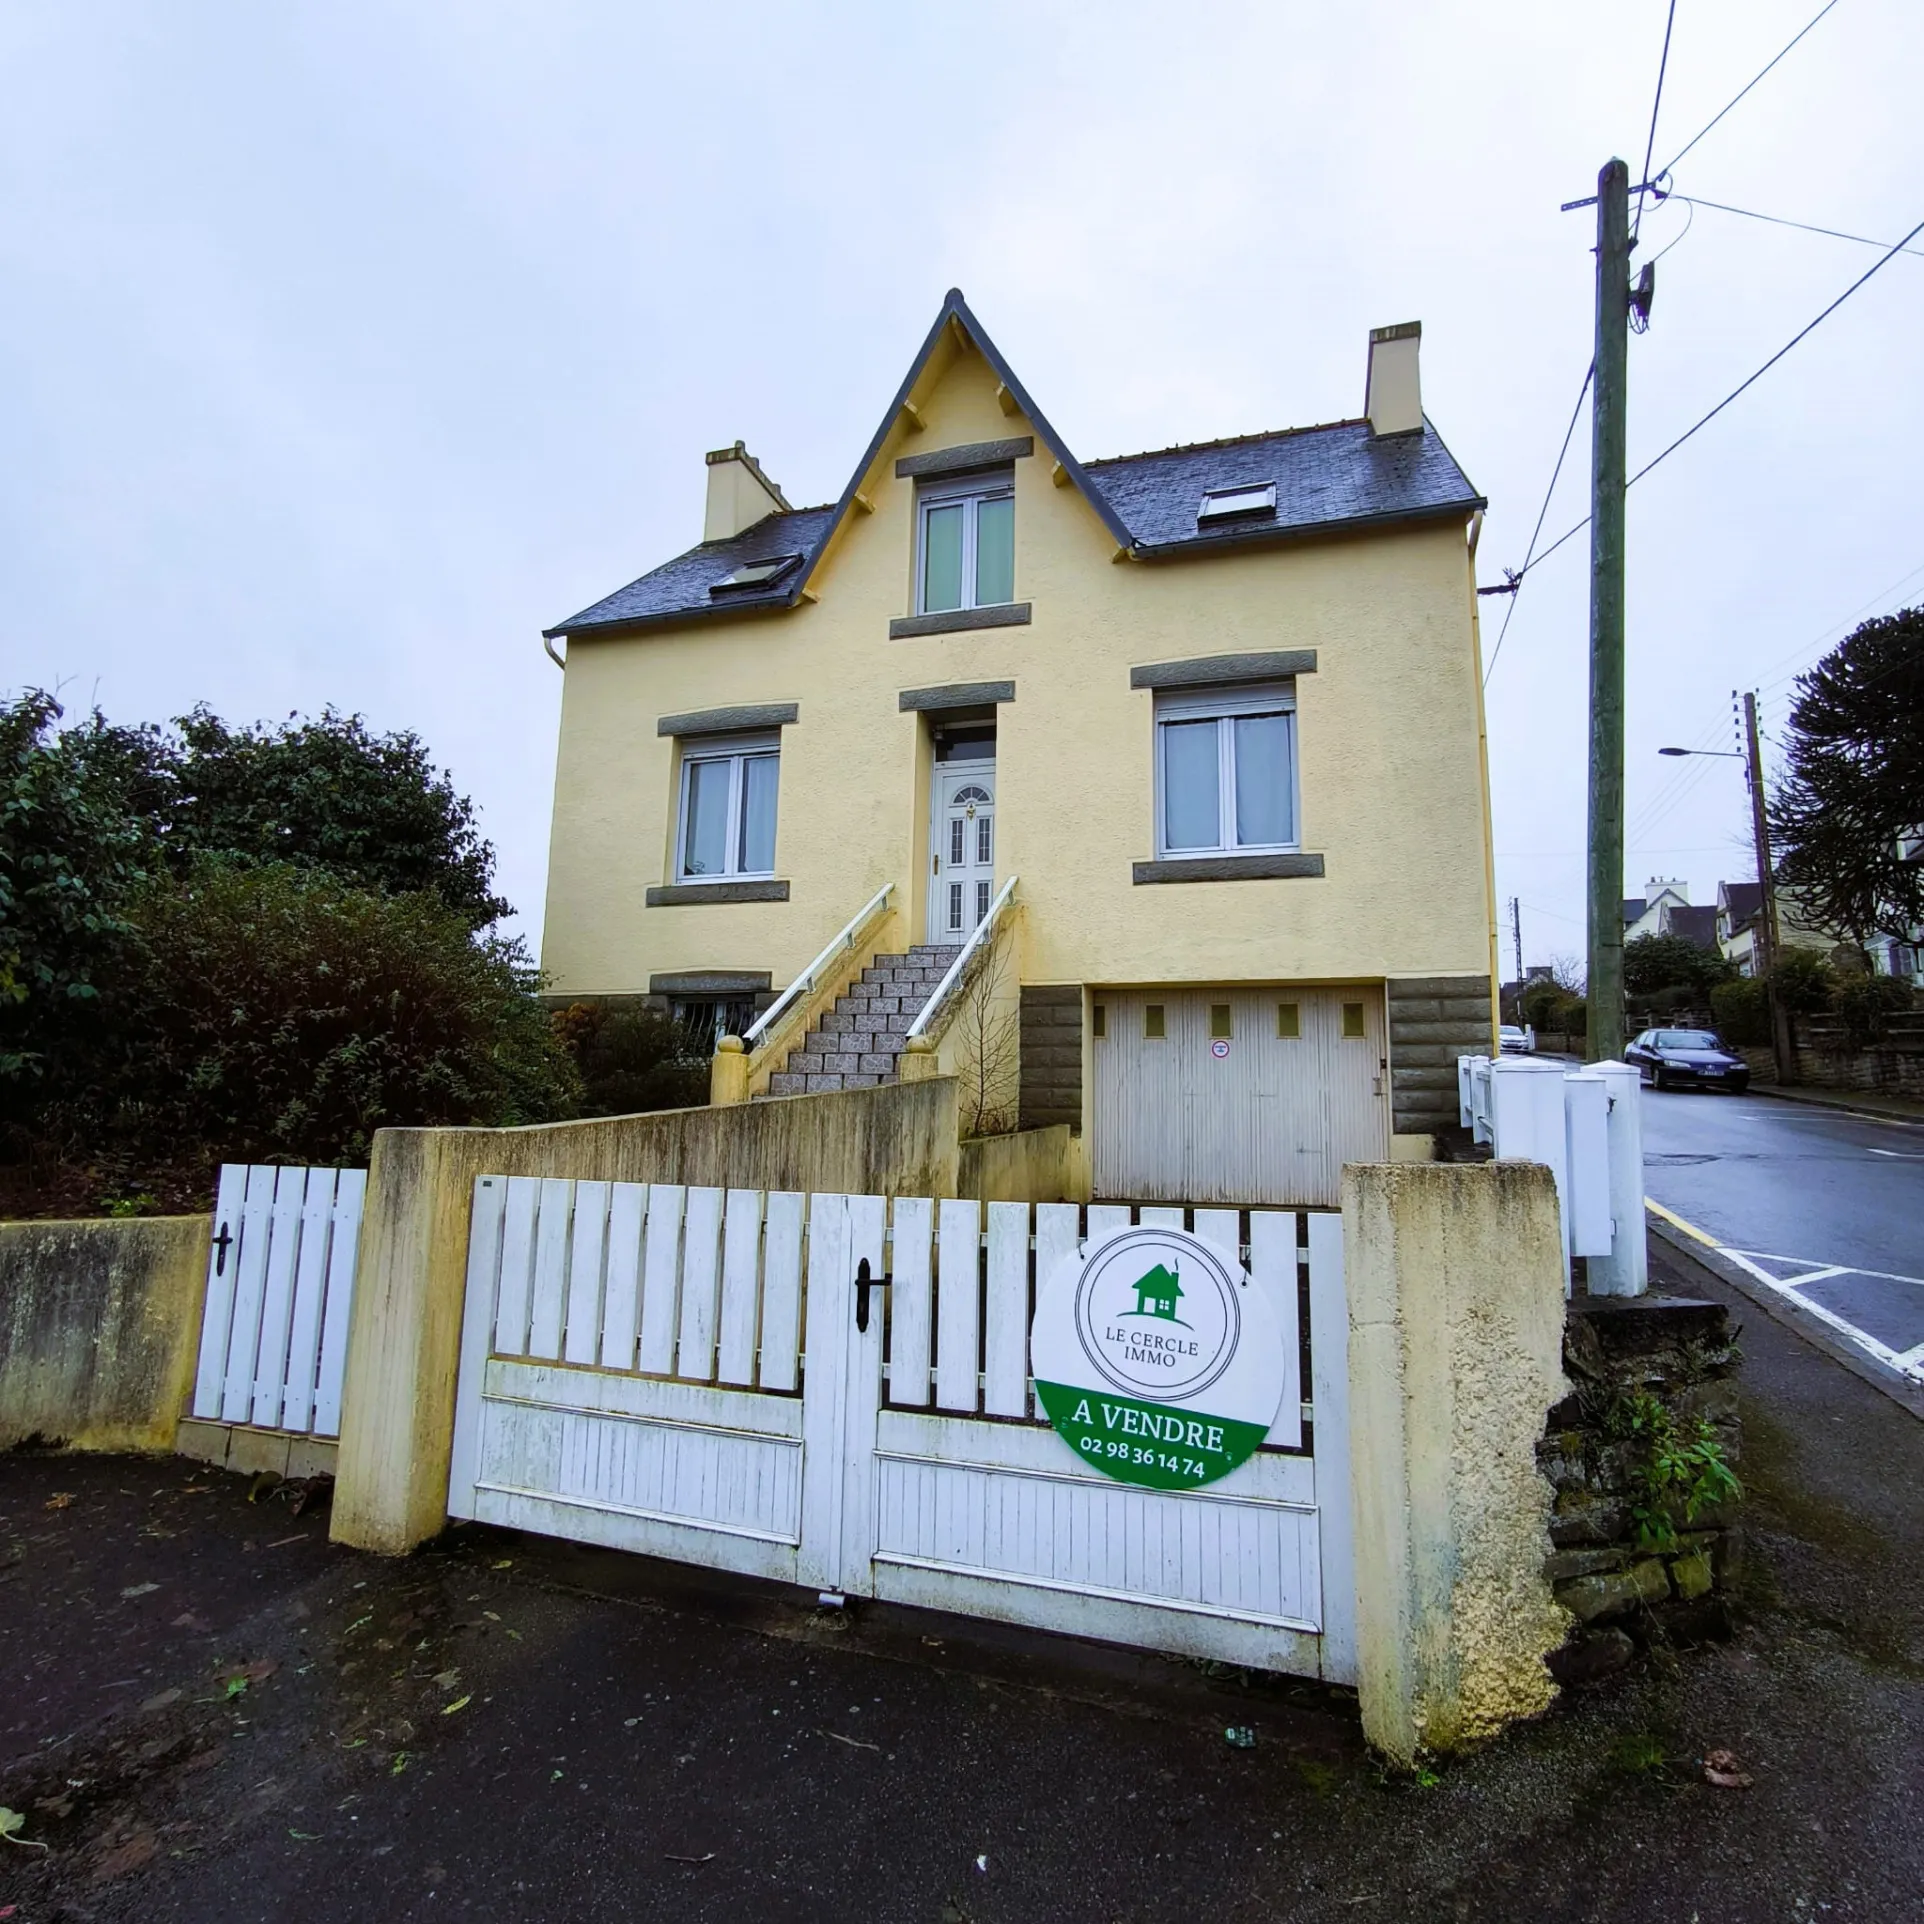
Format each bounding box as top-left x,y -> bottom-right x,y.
539,292 -> 1499,1206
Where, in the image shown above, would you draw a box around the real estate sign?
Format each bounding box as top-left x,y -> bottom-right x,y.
1031,1225 -> 1284,1491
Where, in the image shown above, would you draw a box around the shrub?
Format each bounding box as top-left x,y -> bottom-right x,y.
1709,976 -> 1770,1047
48,859 -> 578,1169
1769,949 -> 1835,1013
556,1003 -> 711,1117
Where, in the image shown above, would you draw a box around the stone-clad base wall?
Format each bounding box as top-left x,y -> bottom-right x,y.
1539,1296 -> 1741,1686
1387,975 -> 1493,1138
1018,985 -> 1082,1131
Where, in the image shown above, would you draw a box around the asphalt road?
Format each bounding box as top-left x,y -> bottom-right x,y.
1640,1087 -> 1924,1382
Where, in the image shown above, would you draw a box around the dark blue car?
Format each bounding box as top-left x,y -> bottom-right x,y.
1625,1027 -> 1751,1093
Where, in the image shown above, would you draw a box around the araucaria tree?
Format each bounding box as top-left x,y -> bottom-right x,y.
1771,608 -> 1924,943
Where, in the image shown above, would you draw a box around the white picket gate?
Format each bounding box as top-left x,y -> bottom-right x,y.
191,1163 -> 367,1436
446,1180 -> 1355,1682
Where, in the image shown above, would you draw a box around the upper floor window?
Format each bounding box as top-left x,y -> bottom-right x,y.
678,732 -> 779,879
918,469 -> 1014,615
1155,682 -> 1298,858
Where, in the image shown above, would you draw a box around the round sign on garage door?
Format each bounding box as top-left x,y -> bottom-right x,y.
1211,1038 -> 1230,1059
1030,1225 -> 1284,1490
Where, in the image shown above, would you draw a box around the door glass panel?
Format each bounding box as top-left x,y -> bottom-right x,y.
1162,720 -> 1220,850
1233,712 -> 1294,846
977,815 -> 992,864
1144,1004 -> 1166,1039
681,758 -> 731,876
949,818 -> 964,867
948,882 -> 963,931
1093,1004 -> 1106,1038
1277,1002 -> 1301,1039
922,502 -> 965,612
976,880 -> 990,924
737,754 -> 779,874
1342,1002 -> 1366,1038
974,494 -> 1014,606
1210,1004 -> 1232,1039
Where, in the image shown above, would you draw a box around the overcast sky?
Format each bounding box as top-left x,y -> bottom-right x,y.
5,1 -> 1919,973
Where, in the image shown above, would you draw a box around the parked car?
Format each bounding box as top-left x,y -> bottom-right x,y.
1625,1028 -> 1750,1092
1498,1024 -> 1532,1055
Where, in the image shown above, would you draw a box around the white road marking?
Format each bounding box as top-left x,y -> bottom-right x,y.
1865,1148 -> 1924,1159
1719,1248 -> 1924,1384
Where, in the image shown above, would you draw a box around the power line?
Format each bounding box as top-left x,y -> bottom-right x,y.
1633,1 -> 1679,239
1673,193 -> 1924,261
1480,361 -> 1593,686
1658,0 -> 1843,179
1513,210 -> 1924,579
1626,210 -> 1924,487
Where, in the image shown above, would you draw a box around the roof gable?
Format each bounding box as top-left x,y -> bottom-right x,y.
546,290 -> 1485,639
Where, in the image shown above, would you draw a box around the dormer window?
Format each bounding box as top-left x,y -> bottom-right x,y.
710,554 -> 801,595
1197,482 -> 1276,525
917,469 -> 1015,615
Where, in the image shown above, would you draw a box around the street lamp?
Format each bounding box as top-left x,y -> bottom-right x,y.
1652,697 -> 1791,1081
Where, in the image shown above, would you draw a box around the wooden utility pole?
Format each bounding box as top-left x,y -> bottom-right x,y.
1512,896 -> 1524,989
1742,689 -> 1795,1081
1587,158 -> 1631,1064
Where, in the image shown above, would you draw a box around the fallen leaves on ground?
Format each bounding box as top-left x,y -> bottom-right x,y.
0,1807 -> 49,1851
1702,1748 -> 1754,1789
43,1493 -> 75,1511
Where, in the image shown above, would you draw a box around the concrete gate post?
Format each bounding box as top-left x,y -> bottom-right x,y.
1342,1161 -> 1570,1765
331,1129 -> 472,1554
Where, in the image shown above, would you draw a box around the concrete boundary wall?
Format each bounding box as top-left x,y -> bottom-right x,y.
331,1077 -> 963,1554
957,1125 -> 1090,1203
0,1215 -> 210,1454
1343,1160 -> 1569,1763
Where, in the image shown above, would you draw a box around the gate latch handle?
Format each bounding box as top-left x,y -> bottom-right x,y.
854,1257 -> 891,1334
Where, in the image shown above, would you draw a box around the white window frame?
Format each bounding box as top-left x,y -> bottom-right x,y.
916,469 -> 1015,615
1152,681 -> 1300,860
675,730 -> 780,881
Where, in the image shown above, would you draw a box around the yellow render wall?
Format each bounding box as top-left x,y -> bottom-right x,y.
541,346 -> 1491,999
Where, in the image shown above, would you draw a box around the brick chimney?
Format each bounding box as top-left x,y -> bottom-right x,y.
703,441 -> 790,542
1365,322 -> 1423,437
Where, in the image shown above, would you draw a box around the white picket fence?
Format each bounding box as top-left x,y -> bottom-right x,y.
191,1163 -> 367,1436
448,1180 -> 1354,1680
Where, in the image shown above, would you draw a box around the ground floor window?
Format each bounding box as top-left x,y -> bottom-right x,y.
1155,683 -> 1298,858
678,734 -> 779,880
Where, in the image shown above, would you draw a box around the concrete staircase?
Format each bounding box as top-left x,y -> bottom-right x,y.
764,946 -> 962,1095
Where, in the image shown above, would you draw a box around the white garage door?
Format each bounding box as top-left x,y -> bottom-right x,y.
1091,988 -> 1386,1207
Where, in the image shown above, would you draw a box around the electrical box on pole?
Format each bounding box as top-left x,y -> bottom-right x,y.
1586,159 -> 1631,1064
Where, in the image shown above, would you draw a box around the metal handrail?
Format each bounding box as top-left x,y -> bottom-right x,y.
741,883 -> 895,1049
906,875 -> 1018,1040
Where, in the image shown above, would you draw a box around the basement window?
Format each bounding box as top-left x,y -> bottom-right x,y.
711,554 -> 800,595
1197,482 -> 1276,525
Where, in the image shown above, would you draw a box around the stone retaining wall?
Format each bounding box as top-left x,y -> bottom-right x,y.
1538,1296 -> 1741,1685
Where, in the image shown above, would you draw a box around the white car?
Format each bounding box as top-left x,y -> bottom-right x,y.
1498,1024 -> 1532,1055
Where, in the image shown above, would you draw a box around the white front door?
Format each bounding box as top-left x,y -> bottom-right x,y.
929,762 -> 996,943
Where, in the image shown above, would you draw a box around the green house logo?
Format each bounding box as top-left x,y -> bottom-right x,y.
1127,1262 -> 1187,1326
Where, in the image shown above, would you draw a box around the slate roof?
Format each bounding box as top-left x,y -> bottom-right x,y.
1082,419 -> 1481,555
1719,881 -> 1764,931
1663,905 -> 1721,950
545,290 -> 1485,639
552,508 -> 837,636
1622,898 -> 1648,926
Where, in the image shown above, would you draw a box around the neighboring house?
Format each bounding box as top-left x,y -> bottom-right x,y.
1621,877 -> 1692,945
1716,877 -> 1841,976
537,291 -> 1497,1207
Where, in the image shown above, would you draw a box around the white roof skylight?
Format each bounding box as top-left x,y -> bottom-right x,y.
711,554 -> 801,594
1197,482 -> 1277,523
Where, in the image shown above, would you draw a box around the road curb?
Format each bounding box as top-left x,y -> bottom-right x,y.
1747,1085 -> 1924,1127
1646,1210 -> 1924,1421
